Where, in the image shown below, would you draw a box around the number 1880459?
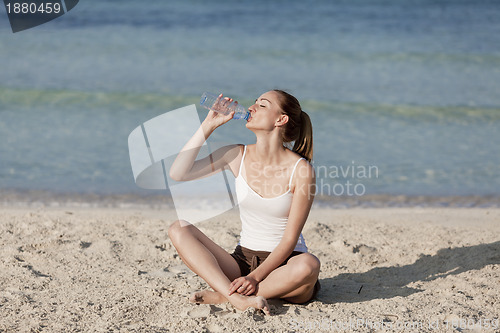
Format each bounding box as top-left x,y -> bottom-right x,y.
5,2 -> 62,14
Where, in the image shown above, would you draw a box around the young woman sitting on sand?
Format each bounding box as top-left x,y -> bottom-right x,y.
168,90 -> 320,315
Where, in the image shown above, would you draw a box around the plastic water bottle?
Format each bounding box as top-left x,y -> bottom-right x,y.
200,92 -> 250,120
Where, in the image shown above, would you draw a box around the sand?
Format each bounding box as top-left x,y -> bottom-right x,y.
0,206 -> 499,332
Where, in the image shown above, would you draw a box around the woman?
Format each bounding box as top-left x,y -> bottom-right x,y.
168,90 -> 319,315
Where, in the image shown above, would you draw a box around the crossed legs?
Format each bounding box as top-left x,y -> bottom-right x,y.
168,220 -> 320,313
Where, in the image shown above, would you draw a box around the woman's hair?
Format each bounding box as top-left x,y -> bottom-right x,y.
273,89 -> 313,162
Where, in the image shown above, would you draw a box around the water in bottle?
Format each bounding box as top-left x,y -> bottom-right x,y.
200,92 -> 250,120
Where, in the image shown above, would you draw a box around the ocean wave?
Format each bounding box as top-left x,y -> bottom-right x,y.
0,86 -> 198,111
2,86 -> 499,123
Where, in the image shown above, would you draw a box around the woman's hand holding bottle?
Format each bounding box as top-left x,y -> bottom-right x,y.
201,94 -> 237,132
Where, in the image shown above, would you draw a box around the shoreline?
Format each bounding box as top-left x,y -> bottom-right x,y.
1,189 -> 499,209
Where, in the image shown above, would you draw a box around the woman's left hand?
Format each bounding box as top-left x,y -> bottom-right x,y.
228,276 -> 259,296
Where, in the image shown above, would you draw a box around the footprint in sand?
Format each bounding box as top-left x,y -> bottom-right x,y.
187,306 -> 210,319
353,244 -> 377,255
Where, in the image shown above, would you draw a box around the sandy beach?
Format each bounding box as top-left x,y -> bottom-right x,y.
0,206 -> 499,332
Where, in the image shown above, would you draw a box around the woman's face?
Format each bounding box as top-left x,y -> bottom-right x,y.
246,91 -> 285,131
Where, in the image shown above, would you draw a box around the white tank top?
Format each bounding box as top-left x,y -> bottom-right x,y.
235,145 -> 308,252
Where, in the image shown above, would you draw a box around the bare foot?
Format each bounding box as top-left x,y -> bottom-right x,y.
189,290 -> 271,315
230,294 -> 271,316
253,296 -> 271,316
189,290 -> 226,305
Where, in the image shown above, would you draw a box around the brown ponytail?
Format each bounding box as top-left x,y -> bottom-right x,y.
273,90 -> 314,162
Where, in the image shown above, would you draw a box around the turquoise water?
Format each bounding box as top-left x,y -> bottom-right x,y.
1,1 -> 499,204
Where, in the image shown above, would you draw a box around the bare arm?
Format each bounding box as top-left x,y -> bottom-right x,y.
169,96 -> 240,181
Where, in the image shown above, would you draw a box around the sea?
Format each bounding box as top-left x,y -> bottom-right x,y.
1,0 -> 499,208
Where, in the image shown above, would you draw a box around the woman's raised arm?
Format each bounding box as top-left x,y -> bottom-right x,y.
169,96 -> 240,181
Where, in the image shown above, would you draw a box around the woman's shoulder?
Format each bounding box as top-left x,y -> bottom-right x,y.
286,149 -> 312,166
211,144 -> 246,177
287,150 -> 314,179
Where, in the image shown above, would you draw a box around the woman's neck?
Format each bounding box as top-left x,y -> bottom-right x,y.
253,131 -> 287,164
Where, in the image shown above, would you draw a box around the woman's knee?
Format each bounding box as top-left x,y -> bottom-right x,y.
168,220 -> 192,244
290,254 -> 320,283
